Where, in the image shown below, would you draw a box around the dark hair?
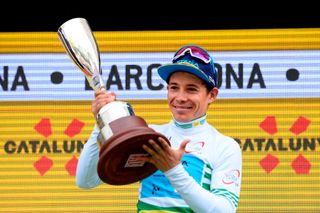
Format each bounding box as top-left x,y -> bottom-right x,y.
204,82 -> 214,93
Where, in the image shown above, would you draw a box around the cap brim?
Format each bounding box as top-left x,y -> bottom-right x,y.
158,64 -> 210,84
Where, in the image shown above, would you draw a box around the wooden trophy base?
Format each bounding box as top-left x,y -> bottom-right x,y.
97,116 -> 170,185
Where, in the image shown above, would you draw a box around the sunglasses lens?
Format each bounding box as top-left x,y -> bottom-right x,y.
174,46 -> 211,63
190,46 -> 210,62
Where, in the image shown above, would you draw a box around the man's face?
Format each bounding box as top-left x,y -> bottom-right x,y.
167,72 -> 218,123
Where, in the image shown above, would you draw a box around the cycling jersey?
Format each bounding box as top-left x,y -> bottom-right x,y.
76,114 -> 242,213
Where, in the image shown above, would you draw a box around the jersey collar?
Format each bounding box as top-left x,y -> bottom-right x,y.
173,114 -> 207,129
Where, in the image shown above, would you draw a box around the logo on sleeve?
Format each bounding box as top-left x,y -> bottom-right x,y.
222,169 -> 241,187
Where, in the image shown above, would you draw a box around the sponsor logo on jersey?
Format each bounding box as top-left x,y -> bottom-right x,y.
222,169 -> 241,187
185,141 -> 205,153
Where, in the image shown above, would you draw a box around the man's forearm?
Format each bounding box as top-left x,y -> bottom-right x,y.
164,164 -> 236,213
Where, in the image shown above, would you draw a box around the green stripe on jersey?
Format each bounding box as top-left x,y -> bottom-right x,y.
211,188 -> 239,208
137,201 -> 194,213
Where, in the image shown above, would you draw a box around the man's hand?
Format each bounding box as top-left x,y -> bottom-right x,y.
141,137 -> 190,172
91,89 -> 116,118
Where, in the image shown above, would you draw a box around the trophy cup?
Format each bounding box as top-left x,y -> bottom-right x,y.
57,18 -> 170,185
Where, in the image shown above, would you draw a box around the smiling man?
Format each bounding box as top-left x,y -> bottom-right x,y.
76,45 -> 242,213
167,71 -> 216,123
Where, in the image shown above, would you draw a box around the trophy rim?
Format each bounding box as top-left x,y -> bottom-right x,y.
58,17 -> 88,31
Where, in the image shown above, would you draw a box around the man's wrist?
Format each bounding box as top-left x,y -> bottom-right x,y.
164,163 -> 184,178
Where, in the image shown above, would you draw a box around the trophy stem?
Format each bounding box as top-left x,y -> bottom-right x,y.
91,74 -> 106,90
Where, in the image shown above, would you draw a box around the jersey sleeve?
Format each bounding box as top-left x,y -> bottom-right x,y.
164,139 -> 242,213
210,140 -> 242,209
76,125 -> 103,188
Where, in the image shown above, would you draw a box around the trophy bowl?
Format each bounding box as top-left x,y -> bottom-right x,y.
57,17 -> 170,185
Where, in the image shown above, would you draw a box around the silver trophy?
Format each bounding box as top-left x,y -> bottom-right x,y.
57,18 -> 170,185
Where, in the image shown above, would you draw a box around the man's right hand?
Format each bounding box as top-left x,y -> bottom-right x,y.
91,89 -> 117,118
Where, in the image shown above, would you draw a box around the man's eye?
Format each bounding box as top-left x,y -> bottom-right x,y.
188,88 -> 198,91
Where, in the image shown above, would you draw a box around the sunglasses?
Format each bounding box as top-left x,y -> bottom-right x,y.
173,46 -> 211,64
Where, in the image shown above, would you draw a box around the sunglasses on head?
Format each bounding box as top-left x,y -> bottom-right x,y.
173,46 -> 211,64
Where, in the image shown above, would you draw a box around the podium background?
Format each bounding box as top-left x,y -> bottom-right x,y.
1,29 -> 319,212
0,7 -> 319,212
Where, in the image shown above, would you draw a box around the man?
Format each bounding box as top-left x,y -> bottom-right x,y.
76,45 -> 242,212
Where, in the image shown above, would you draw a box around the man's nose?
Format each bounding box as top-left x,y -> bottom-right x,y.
175,91 -> 188,102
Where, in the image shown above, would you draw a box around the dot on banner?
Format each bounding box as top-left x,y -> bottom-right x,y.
51,71 -> 64,84
286,69 -> 299,81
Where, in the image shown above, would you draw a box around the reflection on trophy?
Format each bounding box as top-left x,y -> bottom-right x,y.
57,18 -> 170,185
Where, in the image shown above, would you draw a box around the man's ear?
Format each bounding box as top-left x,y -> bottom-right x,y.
209,87 -> 219,103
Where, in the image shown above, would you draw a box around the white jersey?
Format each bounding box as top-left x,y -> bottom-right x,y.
76,115 -> 242,213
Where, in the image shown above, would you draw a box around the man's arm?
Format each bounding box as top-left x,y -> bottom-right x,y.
76,125 -> 103,189
76,89 -> 116,188
164,143 -> 242,213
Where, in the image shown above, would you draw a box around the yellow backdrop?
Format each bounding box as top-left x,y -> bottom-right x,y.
0,29 -> 319,212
